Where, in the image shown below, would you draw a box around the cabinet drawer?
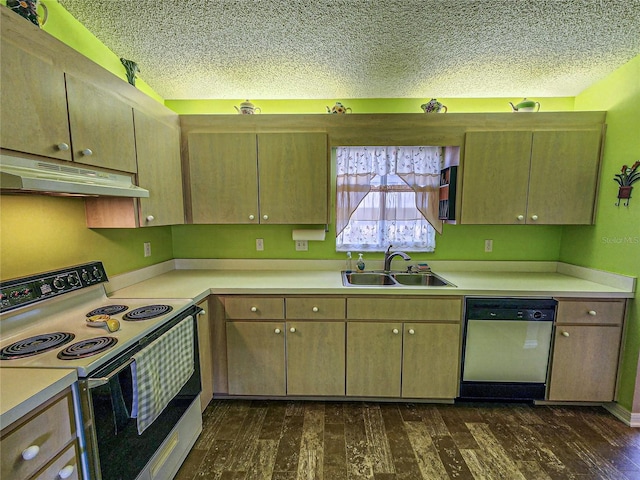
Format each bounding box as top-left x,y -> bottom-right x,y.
32,442 -> 79,480
1,390 -> 75,480
347,297 -> 462,321
557,299 -> 625,325
286,298 -> 346,319
224,297 -> 284,319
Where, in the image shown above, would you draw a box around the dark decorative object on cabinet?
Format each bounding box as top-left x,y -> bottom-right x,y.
7,0 -> 47,27
120,58 -> 140,86
439,166 -> 457,220
614,160 -> 639,206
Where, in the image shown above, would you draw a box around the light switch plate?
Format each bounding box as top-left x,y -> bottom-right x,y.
484,239 -> 493,252
256,238 -> 264,251
295,240 -> 308,251
143,242 -> 151,257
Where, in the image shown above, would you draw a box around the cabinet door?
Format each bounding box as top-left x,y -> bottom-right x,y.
528,129 -> 602,224
402,323 -> 460,399
257,133 -> 328,224
65,74 -> 137,172
0,40 -> 72,161
548,325 -> 622,402
226,321 -> 285,396
196,299 -> 213,412
187,133 -> 259,224
346,322 -> 402,397
286,321 -> 345,396
460,131 -> 532,224
134,109 -> 184,226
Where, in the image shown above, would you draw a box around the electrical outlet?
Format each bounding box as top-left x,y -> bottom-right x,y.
143,242 -> 151,257
484,239 -> 493,253
256,238 -> 264,251
295,240 -> 308,251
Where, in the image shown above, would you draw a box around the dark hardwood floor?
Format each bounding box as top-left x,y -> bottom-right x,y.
175,400 -> 640,480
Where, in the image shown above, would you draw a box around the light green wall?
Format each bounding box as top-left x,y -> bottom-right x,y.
166,97 -> 574,115
0,196 -> 173,280
562,54 -> 640,411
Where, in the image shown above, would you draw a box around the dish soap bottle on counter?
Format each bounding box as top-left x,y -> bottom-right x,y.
356,253 -> 366,271
345,252 -> 353,273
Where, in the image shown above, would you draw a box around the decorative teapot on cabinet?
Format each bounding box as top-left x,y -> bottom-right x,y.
420,99 -> 447,113
509,98 -> 540,112
234,100 -> 261,114
326,102 -> 352,114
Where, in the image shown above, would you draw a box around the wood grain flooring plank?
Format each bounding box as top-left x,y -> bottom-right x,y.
244,439 -> 278,480
465,422 -> 527,479
568,439 -> 633,480
379,404 -> 424,480
432,435 -> 475,479
325,402 -> 345,424
197,440 -> 236,479
363,404 -> 395,475
324,422 -> 347,470
515,460 -> 553,480
227,405 -> 269,471
418,405 -> 451,437
216,401 -> 254,441
260,401 -> 287,441
344,403 -> 375,480
174,447 -> 207,480
438,407 -> 479,450
296,403 -> 325,480
529,423 -> 591,479
272,414 -> 305,473
404,420 -> 450,479
398,403 -> 423,422
196,401 -> 234,448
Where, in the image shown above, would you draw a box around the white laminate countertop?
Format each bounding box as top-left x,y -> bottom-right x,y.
0,368 -> 77,430
107,261 -> 636,301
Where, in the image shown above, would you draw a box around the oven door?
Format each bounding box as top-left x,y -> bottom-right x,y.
79,308 -> 202,480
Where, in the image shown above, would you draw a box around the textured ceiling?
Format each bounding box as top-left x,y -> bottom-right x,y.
57,0 -> 640,100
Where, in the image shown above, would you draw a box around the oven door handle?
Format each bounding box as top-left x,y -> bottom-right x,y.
87,358 -> 134,389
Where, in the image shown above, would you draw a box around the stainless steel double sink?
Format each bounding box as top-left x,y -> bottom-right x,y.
342,270 -> 454,287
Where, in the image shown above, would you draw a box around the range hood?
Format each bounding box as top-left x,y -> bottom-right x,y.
1,155 -> 149,198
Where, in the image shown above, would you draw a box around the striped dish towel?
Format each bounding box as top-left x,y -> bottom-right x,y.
131,316 -> 194,435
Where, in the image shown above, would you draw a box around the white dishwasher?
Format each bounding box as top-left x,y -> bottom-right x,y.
460,297 -> 557,401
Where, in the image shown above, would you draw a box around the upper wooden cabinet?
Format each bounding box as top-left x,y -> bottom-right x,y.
133,109 -> 184,226
65,74 -> 137,173
0,38 -> 72,161
186,132 -> 328,224
461,128 -> 603,225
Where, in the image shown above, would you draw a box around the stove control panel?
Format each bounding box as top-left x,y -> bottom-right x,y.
0,262 -> 108,313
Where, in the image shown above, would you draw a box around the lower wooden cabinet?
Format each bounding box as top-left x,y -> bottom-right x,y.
548,299 -> 626,402
1,388 -> 80,480
226,321 -> 286,396
223,295 -> 462,400
346,321 -> 460,398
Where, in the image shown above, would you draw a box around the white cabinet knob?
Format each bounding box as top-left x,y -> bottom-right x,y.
263,214 -> 269,220
312,307 -> 319,312
197,310 -> 206,315
81,148 -> 93,156
146,215 -> 155,222
274,328 -> 281,334
250,306 -> 258,312
588,310 -> 597,316
408,329 -> 415,335
561,331 -> 570,337
249,214 -> 255,220
290,327 -> 296,333
22,445 -> 40,460
57,142 -> 70,151
59,465 -> 75,479
517,215 -> 524,221
531,215 -> 539,221
392,328 -> 399,334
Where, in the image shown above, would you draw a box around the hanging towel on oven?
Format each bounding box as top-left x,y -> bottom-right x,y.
131,316 -> 194,435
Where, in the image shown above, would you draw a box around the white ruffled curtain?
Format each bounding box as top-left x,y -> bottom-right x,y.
336,146 -> 443,252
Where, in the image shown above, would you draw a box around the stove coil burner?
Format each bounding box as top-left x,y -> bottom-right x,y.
57,337 -> 118,360
86,305 -> 129,317
123,305 -> 173,321
0,332 -> 75,360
